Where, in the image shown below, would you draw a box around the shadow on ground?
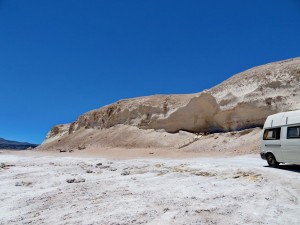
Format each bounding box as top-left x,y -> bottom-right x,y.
265,164 -> 300,173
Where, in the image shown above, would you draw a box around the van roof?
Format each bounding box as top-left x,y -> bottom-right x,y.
264,110 -> 300,128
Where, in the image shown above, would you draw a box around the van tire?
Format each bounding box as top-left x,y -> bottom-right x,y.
266,154 -> 279,168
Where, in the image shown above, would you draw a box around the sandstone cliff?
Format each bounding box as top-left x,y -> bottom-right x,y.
40,57 -> 300,150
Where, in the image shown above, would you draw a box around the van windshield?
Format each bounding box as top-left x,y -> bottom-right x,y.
263,128 -> 281,140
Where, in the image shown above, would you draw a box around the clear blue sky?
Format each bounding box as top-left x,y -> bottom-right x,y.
0,0 -> 300,144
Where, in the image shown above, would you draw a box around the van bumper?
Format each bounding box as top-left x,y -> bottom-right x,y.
260,152 -> 266,160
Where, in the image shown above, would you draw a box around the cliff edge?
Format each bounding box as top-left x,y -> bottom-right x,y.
39,57 -> 300,151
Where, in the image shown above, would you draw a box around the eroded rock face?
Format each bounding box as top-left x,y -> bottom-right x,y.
43,124 -> 70,144
209,58 -> 300,131
43,57 -> 300,145
150,93 -> 220,133
67,94 -> 195,132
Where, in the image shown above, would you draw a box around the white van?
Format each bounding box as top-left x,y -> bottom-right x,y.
261,110 -> 300,167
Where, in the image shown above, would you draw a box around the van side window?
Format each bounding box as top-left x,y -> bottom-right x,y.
263,128 -> 281,140
287,126 -> 300,139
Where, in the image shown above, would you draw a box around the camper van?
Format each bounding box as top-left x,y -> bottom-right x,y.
261,110 -> 300,167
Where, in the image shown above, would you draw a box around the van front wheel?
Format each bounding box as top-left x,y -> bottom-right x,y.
266,154 -> 279,168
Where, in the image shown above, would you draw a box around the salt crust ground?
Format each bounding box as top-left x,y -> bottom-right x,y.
0,151 -> 300,225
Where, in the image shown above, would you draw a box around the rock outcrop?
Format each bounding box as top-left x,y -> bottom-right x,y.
43,124 -> 70,144
41,57 -> 300,149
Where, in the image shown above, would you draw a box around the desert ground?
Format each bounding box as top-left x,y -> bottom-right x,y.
0,149 -> 300,225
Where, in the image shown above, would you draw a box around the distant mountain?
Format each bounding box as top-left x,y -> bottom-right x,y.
0,138 -> 38,150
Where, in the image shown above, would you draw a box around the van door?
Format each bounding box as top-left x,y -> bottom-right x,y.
263,127 -> 283,162
282,126 -> 300,163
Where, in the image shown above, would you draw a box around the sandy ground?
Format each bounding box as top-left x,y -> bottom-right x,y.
0,150 -> 300,225
39,127 -> 262,156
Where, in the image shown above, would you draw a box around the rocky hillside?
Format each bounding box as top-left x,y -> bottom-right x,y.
0,138 -> 38,150
40,57 -> 300,150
